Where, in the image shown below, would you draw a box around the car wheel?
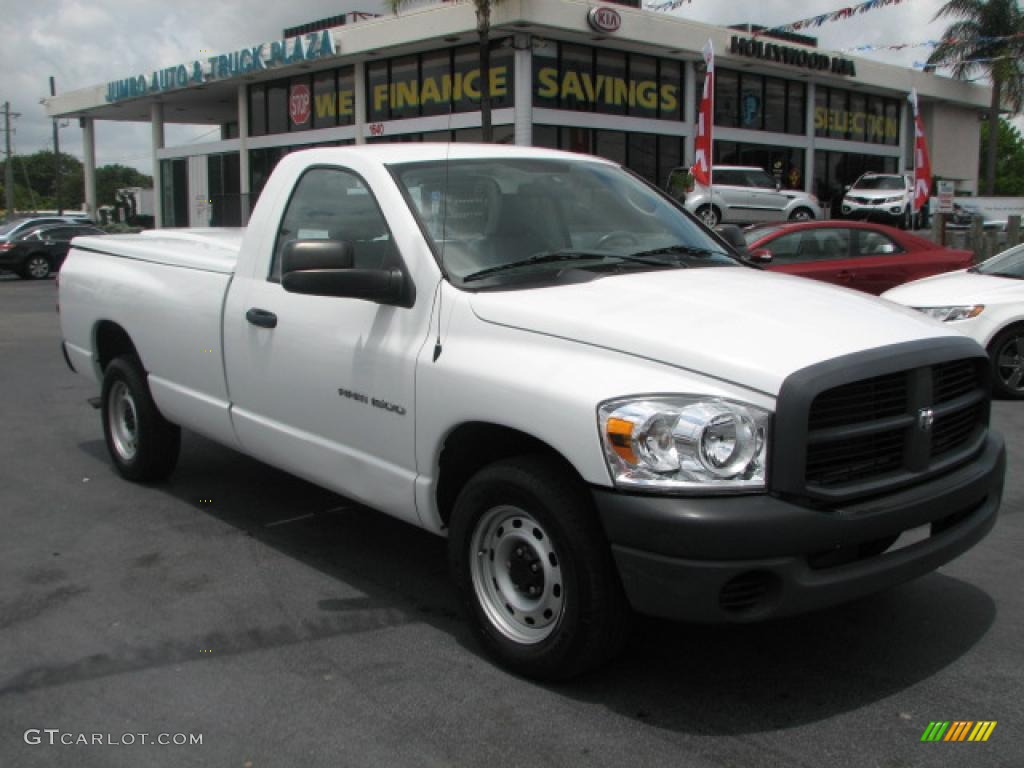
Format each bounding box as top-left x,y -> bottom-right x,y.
988,325 -> 1024,400
101,355 -> 181,481
789,208 -> 814,222
22,254 -> 52,280
449,456 -> 630,680
696,205 -> 720,227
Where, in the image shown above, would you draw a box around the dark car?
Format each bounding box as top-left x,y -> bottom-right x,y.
744,220 -> 974,295
0,223 -> 106,280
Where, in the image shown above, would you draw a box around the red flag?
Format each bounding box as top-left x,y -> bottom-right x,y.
692,40 -> 714,188
910,89 -> 932,213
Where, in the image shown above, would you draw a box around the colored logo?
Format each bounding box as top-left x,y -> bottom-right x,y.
290,83 -> 311,125
587,7 -> 622,33
921,721 -> 997,742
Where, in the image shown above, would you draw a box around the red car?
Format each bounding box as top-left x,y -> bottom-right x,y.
743,220 -> 974,295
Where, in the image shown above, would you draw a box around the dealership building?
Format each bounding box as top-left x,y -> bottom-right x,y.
45,0 -> 992,228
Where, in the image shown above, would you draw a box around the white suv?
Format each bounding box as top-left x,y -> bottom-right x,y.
667,165 -> 822,226
841,173 -> 919,229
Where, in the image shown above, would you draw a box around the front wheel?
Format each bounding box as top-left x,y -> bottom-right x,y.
988,325 -> 1024,399
101,356 -> 181,481
789,207 -> 815,222
449,456 -> 630,680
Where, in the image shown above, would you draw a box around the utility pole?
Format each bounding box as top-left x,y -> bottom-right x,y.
50,77 -> 62,215
2,101 -> 20,218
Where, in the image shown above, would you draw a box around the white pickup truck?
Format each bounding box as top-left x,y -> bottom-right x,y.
59,144 -> 1005,679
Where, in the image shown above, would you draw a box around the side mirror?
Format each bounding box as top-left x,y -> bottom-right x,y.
749,248 -> 773,264
281,239 -> 407,305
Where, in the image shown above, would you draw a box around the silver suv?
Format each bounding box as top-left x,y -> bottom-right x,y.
841,173 -> 918,229
667,165 -> 822,226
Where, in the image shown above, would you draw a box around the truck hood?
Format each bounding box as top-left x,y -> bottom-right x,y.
469,267 -> 955,396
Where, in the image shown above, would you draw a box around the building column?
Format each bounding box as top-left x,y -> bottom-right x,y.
151,102 -> 165,228
513,35 -> 532,146
354,61 -> 367,145
804,82 -> 816,197
237,84 -> 251,224
683,61 -> 697,165
81,118 -> 97,220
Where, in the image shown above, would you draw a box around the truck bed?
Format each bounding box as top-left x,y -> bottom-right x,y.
72,228 -> 243,274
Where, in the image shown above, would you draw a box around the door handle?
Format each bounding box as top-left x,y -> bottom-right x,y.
246,308 -> 278,329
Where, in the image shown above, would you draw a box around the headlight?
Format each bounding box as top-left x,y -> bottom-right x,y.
915,305 -> 985,322
599,396 -> 770,493
882,195 -> 903,204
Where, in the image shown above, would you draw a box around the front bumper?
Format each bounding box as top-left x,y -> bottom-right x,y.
594,431 -> 1004,623
840,202 -> 906,222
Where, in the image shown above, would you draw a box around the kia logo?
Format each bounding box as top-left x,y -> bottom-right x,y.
587,7 -> 622,33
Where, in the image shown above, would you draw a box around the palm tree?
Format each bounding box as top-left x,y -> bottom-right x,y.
926,0 -> 1024,194
388,0 -> 506,142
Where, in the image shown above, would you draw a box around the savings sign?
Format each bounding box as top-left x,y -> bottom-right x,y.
290,83 -> 312,126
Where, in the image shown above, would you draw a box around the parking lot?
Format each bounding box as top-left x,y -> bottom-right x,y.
1,275 -> 1022,768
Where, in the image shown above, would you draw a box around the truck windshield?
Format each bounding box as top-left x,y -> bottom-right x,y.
391,157 -> 737,286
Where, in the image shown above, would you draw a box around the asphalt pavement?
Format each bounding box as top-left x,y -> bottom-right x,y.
0,275 -> 1021,767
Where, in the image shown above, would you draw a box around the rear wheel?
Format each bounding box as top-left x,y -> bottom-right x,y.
988,325 -> 1024,399
21,254 -> 52,280
101,356 -> 181,480
695,204 -> 720,227
449,456 -> 630,680
789,207 -> 814,222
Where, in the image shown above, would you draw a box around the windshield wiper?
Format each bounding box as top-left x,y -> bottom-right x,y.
627,244 -> 731,261
461,250 -> 674,283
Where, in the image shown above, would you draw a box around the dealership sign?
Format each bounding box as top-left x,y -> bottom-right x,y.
588,7 -> 622,33
730,36 -> 857,77
105,30 -> 336,103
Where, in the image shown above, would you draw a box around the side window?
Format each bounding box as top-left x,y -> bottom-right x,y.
715,170 -> 742,187
855,230 -> 902,256
746,170 -> 776,189
768,229 -> 850,264
270,167 -> 398,282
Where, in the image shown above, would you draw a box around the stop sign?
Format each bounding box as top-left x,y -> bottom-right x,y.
289,84 -> 311,126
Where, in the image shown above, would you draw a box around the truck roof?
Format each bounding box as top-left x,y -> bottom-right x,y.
278,142 -> 617,166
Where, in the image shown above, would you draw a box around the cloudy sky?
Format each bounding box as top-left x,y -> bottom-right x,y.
0,0 -> 966,174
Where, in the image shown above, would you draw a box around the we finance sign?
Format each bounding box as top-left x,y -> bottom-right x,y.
105,31 -> 335,103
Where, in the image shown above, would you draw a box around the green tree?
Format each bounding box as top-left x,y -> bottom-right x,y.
979,117 -> 1024,195
927,0 -> 1024,195
388,0 -> 506,142
2,150 -> 85,211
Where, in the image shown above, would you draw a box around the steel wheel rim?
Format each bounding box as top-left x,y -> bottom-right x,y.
996,335 -> 1024,392
27,257 -> 50,279
109,380 -> 139,460
470,505 -> 564,645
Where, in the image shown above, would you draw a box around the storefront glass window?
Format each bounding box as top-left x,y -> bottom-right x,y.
787,82 -> 805,136
421,49 -> 451,117
595,49 -> 627,116
715,68 -> 739,128
367,60 -> 390,122
848,93 -> 867,142
288,75 -> 312,132
627,133 -> 657,182
764,78 -> 786,133
628,54 -> 659,120
739,73 -> 764,130
389,55 -> 420,120
249,84 -> 266,137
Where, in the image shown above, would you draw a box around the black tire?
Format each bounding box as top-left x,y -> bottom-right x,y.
101,356 -> 181,481
988,325 -> 1024,400
789,207 -> 815,222
20,253 -> 52,280
695,204 -> 720,227
449,456 -> 630,680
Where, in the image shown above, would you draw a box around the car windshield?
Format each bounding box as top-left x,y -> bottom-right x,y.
975,243 -> 1024,278
744,225 -> 784,245
852,176 -> 905,191
391,157 -> 737,287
